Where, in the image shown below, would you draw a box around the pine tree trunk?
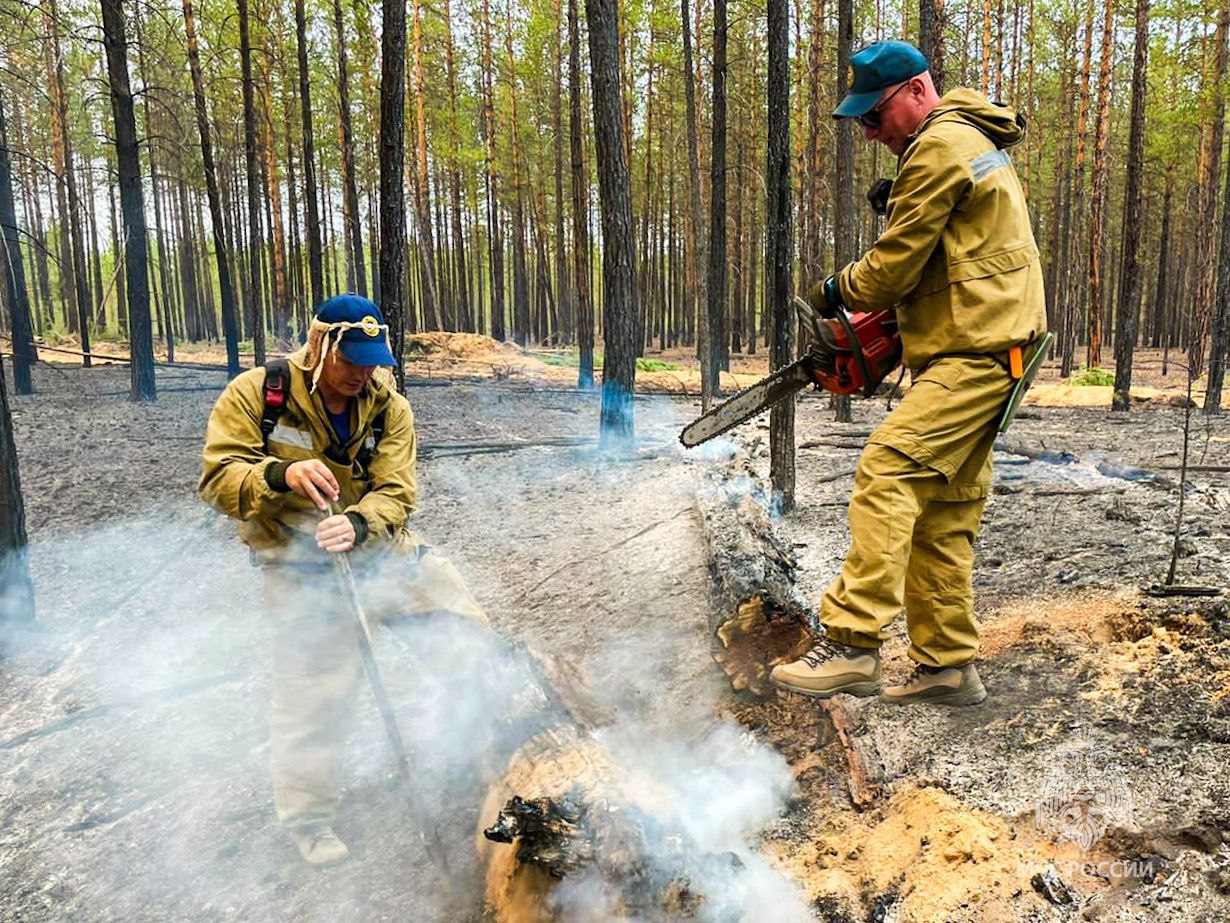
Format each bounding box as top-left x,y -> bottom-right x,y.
108,174 -> 127,337
681,0 -> 711,406
1112,0 -> 1149,412
585,0 -> 638,446
1063,0 -> 1095,376
293,0 -> 324,309
568,0 -> 595,387
0,346 -> 34,643
380,0 -> 408,387
85,163 -> 105,330
177,179 -> 203,345
919,0 -> 945,91
552,0 -> 570,345
21,119 -> 52,332
45,0 -> 92,364
1086,0 -> 1114,368
1208,12 -> 1230,413
0,88 -> 34,394
768,0 -> 795,507
505,4 -> 532,346
238,0 -> 267,365
832,0 -> 855,422
481,0 -> 506,341
443,0 -> 471,332
332,0 -> 366,298
706,0 -> 729,386
411,0 -> 443,331
261,63 -> 291,340
102,0 -> 155,400
1193,2 -> 1230,377
184,0 -> 240,375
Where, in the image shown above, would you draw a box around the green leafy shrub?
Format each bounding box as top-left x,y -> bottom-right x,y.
1070,366 -> 1115,387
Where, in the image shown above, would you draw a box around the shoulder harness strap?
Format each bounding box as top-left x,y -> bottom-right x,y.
356,407 -> 388,473
261,358 -> 291,451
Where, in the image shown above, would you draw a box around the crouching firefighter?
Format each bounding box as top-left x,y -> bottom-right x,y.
769,41 -> 1048,706
199,294 -> 488,865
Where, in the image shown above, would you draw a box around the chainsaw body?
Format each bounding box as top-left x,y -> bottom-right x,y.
806,308 -> 902,398
679,299 -> 903,448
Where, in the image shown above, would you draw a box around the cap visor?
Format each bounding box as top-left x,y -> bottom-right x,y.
833,90 -> 881,118
339,339 -> 397,367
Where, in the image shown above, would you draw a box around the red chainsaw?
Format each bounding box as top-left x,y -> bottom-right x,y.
679,297 -> 902,448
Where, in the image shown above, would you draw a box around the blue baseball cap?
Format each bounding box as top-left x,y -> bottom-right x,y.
315,294 -> 397,367
834,41 -> 929,118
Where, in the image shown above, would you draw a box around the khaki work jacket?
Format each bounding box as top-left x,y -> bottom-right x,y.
199,352 -> 417,566
837,88 -> 1048,371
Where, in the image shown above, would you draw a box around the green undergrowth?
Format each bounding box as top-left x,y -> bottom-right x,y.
536,348 -> 681,372
1070,366 -> 1116,387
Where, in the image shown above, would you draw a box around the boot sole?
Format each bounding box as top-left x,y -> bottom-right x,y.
769,677 -> 885,700
883,683 -> 987,707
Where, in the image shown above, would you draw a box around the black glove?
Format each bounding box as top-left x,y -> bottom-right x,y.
814,274 -> 844,319
867,178 -> 893,216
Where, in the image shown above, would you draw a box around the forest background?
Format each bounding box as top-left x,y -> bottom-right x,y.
1,0 -> 1229,418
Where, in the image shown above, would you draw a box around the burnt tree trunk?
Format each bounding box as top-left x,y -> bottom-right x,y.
767,0 -> 795,507
681,0 -> 711,408
505,6 -> 532,347
0,349 -> 34,647
1086,0 -> 1114,369
706,0 -> 728,387
586,0 -> 638,446
568,0 -> 595,388
380,0 -> 408,389
184,0 -> 241,375
0,88 -> 34,395
1112,0 -> 1149,412
832,0 -> 854,422
481,0 -> 506,340
332,0 -> 366,297
46,0 -> 92,364
295,0 -> 324,309
443,0 -> 471,331
102,0 -> 155,401
238,0 -> 266,365
919,0 -> 945,92
411,0 -> 443,330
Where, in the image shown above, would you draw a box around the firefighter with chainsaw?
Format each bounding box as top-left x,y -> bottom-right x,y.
769,41 -> 1048,705
199,294 -> 488,866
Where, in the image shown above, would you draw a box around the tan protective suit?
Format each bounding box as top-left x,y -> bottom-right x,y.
200,350 -> 487,829
820,89 -> 1047,667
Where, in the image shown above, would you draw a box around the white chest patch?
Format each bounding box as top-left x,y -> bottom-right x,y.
269,424 -> 314,450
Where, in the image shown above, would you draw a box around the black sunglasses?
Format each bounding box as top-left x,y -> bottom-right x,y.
858,82 -> 910,129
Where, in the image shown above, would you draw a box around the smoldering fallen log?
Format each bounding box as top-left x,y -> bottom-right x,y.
472,644 -> 762,921
692,447 -> 885,812
692,447 -> 816,693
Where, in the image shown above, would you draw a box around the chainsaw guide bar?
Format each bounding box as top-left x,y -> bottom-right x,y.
679,359 -> 815,448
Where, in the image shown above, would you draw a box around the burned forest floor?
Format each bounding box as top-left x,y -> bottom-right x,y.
3,342 -> 1230,923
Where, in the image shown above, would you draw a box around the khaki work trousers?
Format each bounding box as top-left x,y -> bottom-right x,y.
261,547 -> 489,830
821,356 -> 1014,668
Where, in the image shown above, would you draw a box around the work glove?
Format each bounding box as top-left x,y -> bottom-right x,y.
806,274 -> 845,320
867,178 -> 893,216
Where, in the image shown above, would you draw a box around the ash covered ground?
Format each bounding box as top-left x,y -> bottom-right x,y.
3,359 -> 1230,922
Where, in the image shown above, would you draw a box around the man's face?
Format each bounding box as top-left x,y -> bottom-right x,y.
860,79 -> 924,156
320,349 -> 377,398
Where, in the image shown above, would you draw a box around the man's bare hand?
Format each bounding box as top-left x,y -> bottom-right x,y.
285,460 -> 340,512
316,514 -> 356,553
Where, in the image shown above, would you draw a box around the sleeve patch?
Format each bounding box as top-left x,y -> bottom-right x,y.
970,149 -> 1012,182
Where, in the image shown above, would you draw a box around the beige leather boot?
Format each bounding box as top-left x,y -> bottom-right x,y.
769,636 -> 883,698
883,662 -> 987,706
291,826 -> 351,866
